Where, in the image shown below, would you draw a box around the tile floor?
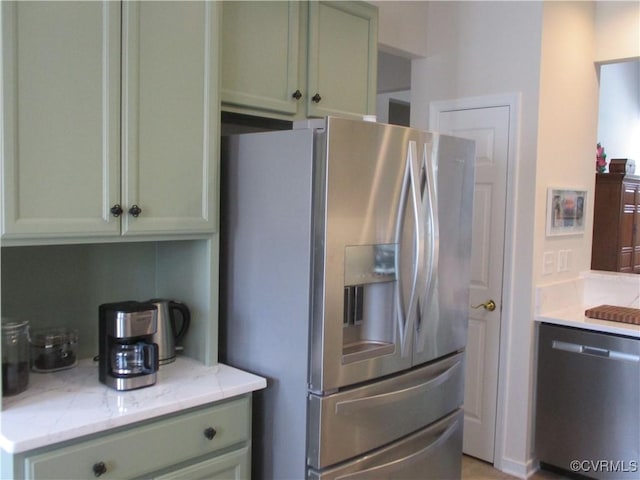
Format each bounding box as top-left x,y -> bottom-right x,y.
462,455 -> 570,480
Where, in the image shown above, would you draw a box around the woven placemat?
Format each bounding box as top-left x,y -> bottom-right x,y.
584,304 -> 640,325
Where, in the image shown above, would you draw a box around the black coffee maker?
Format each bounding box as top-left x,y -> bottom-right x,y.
99,301 -> 159,391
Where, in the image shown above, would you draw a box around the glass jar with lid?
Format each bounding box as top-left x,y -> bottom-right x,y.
2,319 -> 30,396
30,327 -> 78,372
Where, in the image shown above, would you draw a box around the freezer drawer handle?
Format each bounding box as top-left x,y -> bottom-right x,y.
334,359 -> 461,415
334,416 -> 460,480
552,340 -> 640,362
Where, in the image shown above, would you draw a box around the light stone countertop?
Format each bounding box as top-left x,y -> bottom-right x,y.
535,271 -> 640,338
535,306 -> 640,338
1,356 -> 266,454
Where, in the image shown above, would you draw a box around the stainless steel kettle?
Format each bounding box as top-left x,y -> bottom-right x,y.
147,299 -> 190,365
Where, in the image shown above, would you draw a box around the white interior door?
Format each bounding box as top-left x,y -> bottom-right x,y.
436,105 -> 510,462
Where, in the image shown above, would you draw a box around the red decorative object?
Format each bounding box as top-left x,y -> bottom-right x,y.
596,143 -> 607,173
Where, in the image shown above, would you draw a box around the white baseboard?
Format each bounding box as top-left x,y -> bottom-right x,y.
496,456 -> 538,479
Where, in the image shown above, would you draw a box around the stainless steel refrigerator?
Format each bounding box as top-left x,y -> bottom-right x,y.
220,116 -> 475,479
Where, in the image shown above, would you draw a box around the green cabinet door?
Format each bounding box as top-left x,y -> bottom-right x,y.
1,1 -> 121,239
1,1 -> 220,241
220,1 -> 377,122
153,446 -> 249,480
121,1 -> 219,236
307,1 -> 378,119
221,1 -> 301,116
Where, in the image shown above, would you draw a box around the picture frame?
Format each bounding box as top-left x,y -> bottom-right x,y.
546,188 -> 587,236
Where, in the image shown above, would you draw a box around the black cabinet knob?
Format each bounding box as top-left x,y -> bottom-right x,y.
92,462 -> 107,477
292,89 -> 302,100
128,204 -> 142,217
203,427 -> 217,440
110,204 -> 123,217
311,93 -> 322,103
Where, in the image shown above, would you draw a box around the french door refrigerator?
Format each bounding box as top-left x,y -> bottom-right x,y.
220,116 -> 475,479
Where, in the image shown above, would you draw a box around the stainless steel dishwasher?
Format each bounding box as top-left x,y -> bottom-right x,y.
535,323 -> 640,479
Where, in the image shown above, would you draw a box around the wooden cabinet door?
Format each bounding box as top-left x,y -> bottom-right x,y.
121,1 -> 219,235
1,1 -> 121,239
632,184 -> 640,273
221,1 -> 301,116
619,182 -> 638,273
306,1 -> 377,119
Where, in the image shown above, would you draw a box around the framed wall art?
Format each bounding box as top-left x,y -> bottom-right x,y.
546,188 -> 587,236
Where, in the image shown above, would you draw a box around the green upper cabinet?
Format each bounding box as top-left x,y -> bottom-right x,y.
1,1 -> 121,239
220,0 -> 377,121
1,1 -> 220,242
121,2 -> 219,237
306,1 -> 378,119
221,1 -> 301,116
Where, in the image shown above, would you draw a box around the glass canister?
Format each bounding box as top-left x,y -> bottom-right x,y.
2,319 -> 30,396
30,327 -> 78,372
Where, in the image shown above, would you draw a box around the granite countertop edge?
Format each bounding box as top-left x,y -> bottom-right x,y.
535,306 -> 640,338
1,357 -> 266,454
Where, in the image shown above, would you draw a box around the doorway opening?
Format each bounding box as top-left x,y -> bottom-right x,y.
377,50 -> 412,127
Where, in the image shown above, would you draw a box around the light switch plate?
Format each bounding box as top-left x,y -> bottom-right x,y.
557,249 -> 570,272
543,251 -> 555,276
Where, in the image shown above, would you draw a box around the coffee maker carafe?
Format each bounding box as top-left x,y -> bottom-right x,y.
99,301 -> 159,391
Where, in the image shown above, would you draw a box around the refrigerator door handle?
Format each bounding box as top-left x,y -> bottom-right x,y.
394,146 -> 410,356
417,140 -> 440,351
395,141 -> 425,358
333,416 -> 459,480
334,358 -> 461,415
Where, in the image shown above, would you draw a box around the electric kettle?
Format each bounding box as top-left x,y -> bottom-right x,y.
147,299 -> 190,365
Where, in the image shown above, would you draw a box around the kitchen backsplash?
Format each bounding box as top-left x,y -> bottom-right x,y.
1,240 -> 209,362
582,270 -> 640,308
536,270 -> 640,315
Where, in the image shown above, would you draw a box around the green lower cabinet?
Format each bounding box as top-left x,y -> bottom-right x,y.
5,395 -> 252,480
153,446 -> 249,480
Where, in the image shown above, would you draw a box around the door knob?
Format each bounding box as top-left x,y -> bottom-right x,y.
471,299 -> 496,312
311,93 -> 322,103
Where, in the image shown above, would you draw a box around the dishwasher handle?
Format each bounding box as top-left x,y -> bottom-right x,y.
552,340 -> 640,363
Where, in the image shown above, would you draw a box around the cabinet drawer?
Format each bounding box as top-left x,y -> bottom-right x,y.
23,396 -> 250,480
153,446 -> 249,480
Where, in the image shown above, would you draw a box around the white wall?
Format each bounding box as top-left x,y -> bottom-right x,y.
535,1 -> 599,286
595,1 -> 640,62
369,0 -> 429,58
598,60 -> 640,164
375,1 -> 636,477
410,2 -> 543,474
377,50 -> 411,92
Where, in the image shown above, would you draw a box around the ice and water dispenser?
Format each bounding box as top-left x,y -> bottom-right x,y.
342,244 -> 397,363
